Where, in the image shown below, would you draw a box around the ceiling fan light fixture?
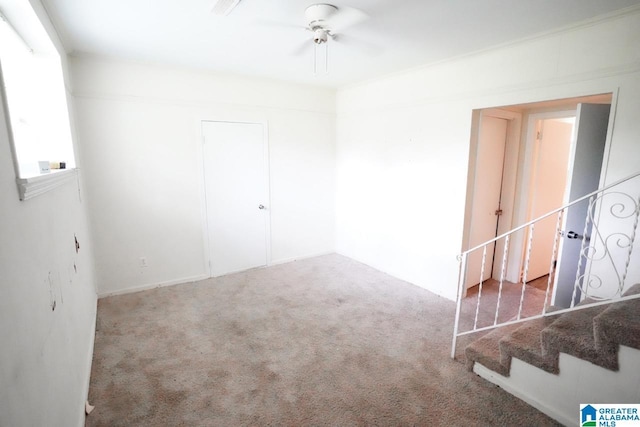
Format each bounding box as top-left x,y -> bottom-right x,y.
212,0 -> 242,16
313,28 -> 329,44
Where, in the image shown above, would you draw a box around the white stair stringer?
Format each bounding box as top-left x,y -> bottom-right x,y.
473,345 -> 640,426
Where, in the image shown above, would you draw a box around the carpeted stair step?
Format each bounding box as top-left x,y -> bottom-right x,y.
465,323 -> 521,376
467,286 -> 640,379
499,316 -> 559,374
594,283 -> 640,353
540,302 -> 617,371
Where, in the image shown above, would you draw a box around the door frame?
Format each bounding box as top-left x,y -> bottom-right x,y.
462,108 -> 522,291
461,89 -> 620,299
511,95 -> 619,292
196,118 -> 272,278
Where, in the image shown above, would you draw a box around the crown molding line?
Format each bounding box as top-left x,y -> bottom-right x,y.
340,4 -> 640,93
336,61 -> 640,115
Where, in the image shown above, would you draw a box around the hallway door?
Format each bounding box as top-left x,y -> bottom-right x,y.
466,115 -> 508,288
526,118 -> 574,281
553,103 -> 610,307
202,121 -> 270,277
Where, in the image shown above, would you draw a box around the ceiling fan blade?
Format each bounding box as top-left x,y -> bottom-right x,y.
212,0 -> 242,16
290,39 -> 313,56
327,6 -> 368,32
331,33 -> 382,56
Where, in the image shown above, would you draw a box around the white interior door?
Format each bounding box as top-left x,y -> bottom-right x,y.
553,103 -> 610,307
466,115 -> 508,288
525,118 -> 573,280
202,121 -> 269,277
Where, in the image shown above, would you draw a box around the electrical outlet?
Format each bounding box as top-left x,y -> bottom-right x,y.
139,257 -> 148,268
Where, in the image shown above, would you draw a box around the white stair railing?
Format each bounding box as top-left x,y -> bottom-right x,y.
451,172 -> 640,359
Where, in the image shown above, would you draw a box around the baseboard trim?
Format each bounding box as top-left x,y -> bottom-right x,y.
473,362 -> 574,426
78,294 -> 98,427
97,253 -> 337,298
269,251 -> 335,266
97,274 -> 209,298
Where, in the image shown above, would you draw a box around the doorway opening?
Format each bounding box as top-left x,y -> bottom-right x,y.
461,92 -> 615,309
464,109 -> 521,289
522,113 -> 576,286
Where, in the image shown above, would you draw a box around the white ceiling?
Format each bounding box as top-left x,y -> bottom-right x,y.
37,0 -> 640,87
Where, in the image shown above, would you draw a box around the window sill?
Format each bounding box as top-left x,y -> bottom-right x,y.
16,168 -> 78,201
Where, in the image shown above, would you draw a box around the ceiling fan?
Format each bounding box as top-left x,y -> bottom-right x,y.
303,4 -> 367,47
260,3 -> 369,73
216,2 -> 370,73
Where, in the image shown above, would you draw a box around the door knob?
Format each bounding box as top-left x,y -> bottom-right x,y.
560,230 -> 590,241
258,204 -> 265,210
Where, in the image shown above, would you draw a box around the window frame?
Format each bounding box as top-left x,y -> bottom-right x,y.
0,3 -> 78,201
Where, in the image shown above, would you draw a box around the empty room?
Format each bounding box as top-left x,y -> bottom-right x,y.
2,0 -> 640,425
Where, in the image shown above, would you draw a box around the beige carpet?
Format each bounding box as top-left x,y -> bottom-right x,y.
86,254 -> 560,426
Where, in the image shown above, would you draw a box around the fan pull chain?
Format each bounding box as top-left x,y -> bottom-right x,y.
312,39 -> 329,74
324,42 -> 328,74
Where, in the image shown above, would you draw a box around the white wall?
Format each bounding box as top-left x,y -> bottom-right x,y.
0,1 -> 97,426
70,57 -> 336,296
336,8 -> 640,300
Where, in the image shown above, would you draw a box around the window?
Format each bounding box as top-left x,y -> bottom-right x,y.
0,2 -> 76,199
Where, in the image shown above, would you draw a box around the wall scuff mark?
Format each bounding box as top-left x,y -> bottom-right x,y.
48,272 -> 56,311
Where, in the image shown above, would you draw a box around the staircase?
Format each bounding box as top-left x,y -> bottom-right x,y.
466,283 -> 640,375
466,283 -> 640,372
452,172 -> 640,425
464,284 -> 640,424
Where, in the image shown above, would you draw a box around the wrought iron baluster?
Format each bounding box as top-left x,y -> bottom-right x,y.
451,253 -> 468,359
474,246 -> 488,330
494,235 -> 510,326
620,196 -> 640,293
543,211 -> 563,314
571,196 -> 594,307
518,224 -> 535,320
